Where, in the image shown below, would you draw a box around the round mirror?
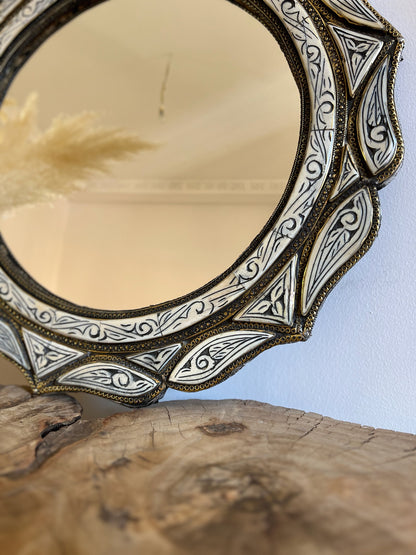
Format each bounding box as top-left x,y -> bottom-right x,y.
1,0 -> 299,309
0,0 -> 403,408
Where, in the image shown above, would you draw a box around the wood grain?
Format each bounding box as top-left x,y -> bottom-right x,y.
0,385 -> 415,555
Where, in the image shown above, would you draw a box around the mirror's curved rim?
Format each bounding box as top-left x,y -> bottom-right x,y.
0,0 -> 312,321
0,0 -> 404,406
0,0 -> 338,339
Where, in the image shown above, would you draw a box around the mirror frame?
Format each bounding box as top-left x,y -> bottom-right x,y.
0,0 -> 403,406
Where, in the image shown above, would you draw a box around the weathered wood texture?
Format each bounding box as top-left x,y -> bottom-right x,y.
0,385 -> 415,555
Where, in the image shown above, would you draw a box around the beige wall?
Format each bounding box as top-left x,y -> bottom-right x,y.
2,178 -> 287,308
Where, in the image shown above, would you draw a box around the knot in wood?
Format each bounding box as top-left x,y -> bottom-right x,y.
197,422 -> 247,436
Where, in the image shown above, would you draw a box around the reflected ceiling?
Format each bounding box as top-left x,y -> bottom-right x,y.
2,0 -> 300,308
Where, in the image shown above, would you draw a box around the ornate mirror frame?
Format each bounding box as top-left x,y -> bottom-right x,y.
0,0 -> 403,406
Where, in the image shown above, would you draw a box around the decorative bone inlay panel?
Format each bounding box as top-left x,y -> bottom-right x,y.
169,331 -> 273,386
302,188 -> 374,315
0,319 -> 29,369
358,56 -> 398,175
235,257 -> 298,327
22,329 -> 85,378
0,0 -> 403,406
331,146 -> 360,199
0,0 -> 58,57
330,26 -> 384,95
128,344 -> 182,373
321,0 -> 384,30
58,362 -> 160,397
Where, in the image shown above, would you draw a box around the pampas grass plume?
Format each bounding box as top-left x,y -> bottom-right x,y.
0,93 -> 155,215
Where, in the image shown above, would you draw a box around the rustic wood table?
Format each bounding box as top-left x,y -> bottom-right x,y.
0,385 -> 415,555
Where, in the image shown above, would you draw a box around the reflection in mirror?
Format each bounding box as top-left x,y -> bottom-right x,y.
1,0 -> 299,309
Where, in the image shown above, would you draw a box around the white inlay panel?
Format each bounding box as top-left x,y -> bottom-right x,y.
128,344 -> 182,373
169,330 -> 273,386
330,25 -> 384,95
235,256 -> 298,327
358,57 -> 398,175
302,188 -> 374,314
23,328 -> 85,378
331,146 -> 360,199
58,362 -> 159,396
0,319 -> 29,369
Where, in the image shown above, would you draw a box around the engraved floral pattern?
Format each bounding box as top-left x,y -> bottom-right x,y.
169,331 -> 273,386
302,189 -> 374,314
330,26 -> 383,95
236,257 -> 298,326
331,146 -> 360,199
0,0 -> 337,344
128,344 -> 182,373
58,362 -> 160,397
0,319 -> 28,369
358,56 -> 398,175
22,329 -> 85,378
321,0 -> 383,30
0,0 -> 57,57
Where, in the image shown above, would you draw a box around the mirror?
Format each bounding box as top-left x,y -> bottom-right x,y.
0,0 -> 403,407
1,0 -> 299,309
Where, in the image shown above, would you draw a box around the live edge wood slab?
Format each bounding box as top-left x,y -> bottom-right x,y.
0,386 -> 415,555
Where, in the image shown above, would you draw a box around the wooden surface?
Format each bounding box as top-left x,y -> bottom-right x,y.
0,385 -> 415,555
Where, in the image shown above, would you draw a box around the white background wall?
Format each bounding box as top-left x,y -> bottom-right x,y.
1,0 -> 414,433
163,0 -> 416,434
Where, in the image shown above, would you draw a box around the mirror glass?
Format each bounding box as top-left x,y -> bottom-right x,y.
1,0 -> 299,309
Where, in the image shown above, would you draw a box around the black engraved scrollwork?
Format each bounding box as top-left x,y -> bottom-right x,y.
302,189 -> 374,314
358,57 -> 397,175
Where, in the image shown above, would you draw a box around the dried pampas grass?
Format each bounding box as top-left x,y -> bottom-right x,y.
0,93 -> 155,215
